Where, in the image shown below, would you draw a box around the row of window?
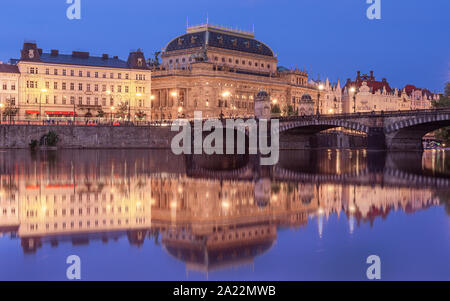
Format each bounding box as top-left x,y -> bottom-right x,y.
1,83 -> 16,90
27,81 -> 146,94
26,95 -> 145,107
29,67 -> 147,81
2,208 -> 16,215
213,56 -> 271,69
28,217 -> 147,231
168,56 -> 272,69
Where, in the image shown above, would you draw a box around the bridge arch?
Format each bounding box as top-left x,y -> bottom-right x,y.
385,113 -> 450,134
384,112 -> 450,150
279,119 -> 370,134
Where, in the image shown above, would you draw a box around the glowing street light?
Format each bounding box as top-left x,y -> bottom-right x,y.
221,91 -> 231,98
170,91 -> 178,97
39,88 -> 48,120
350,87 -> 357,113
317,83 -> 324,116
136,93 -> 142,97
110,106 -> 115,122
106,90 -> 111,95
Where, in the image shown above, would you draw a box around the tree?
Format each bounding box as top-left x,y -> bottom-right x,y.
282,104 -> 295,116
116,102 -> 128,118
271,104 -> 281,114
432,83 -> 450,143
97,109 -> 106,118
40,131 -> 59,147
135,110 -> 146,121
2,98 -> 18,122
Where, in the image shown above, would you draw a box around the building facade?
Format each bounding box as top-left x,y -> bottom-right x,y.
150,24 -> 318,120
16,42 -> 152,121
341,71 -> 439,113
0,64 -> 20,119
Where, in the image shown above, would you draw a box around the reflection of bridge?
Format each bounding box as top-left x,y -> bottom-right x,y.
276,109 -> 450,150
186,151 -> 450,188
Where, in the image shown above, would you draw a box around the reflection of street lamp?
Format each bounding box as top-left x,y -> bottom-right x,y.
39,88 -> 47,120
316,84 -> 324,116
350,87 -> 356,113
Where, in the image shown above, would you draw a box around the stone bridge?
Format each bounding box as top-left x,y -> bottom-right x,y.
276,108 -> 450,150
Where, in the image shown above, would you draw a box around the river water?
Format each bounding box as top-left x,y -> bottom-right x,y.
0,149 -> 448,280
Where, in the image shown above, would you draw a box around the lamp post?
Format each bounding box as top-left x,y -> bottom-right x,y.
72,102 -> 76,123
0,103 -> 3,124
39,88 -> 47,122
134,92 -> 142,122
221,90 -> 230,117
316,84 -> 324,116
171,91 -> 178,120
350,87 -> 356,113
110,106 -> 115,123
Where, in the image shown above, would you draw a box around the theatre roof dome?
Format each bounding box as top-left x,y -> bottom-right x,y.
164,24 -> 275,57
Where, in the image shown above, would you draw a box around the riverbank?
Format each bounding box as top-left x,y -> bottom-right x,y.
0,124 -> 368,149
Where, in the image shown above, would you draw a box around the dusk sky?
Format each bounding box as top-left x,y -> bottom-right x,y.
1,0 -> 449,92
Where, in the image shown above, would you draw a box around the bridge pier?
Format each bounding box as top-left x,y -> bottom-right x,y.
367,127 -> 386,149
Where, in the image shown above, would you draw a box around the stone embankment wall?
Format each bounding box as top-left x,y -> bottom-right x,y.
0,125 -> 367,149
0,125 -> 177,149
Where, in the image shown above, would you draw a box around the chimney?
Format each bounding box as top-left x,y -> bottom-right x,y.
72,51 -> 89,58
370,70 -> 374,80
51,49 -> 59,56
102,53 -> 109,60
356,71 -> 361,81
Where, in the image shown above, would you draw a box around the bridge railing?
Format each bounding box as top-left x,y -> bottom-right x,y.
275,107 -> 450,121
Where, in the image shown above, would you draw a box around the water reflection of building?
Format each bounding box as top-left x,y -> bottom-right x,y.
0,150 -> 446,271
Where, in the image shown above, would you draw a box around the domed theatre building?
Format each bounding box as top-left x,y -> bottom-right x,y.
150,23 -> 318,120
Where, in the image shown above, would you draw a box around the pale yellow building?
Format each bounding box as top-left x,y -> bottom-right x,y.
341,71 -> 439,113
0,63 -> 20,118
16,42 -> 152,121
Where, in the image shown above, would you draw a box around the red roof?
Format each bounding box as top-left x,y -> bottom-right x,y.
343,71 -> 391,94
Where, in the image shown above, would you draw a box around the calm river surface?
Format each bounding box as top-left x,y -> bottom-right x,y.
0,149 -> 449,280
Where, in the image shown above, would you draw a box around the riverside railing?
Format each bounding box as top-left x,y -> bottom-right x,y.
1,108 -> 449,127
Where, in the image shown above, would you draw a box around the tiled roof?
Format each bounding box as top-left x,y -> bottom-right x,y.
0,63 -> 20,73
39,53 -> 130,69
165,30 -> 274,57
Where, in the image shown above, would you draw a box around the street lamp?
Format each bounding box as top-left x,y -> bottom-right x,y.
316,84 -> 324,116
350,87 -> 356,113
221,90 -> 231,115
132,92 -> 142,122
110,106 -> 115,122
39,88 -> 47,121
0,103 -> 3,124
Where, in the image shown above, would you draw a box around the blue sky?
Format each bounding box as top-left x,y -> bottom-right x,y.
0,0 -> 449,92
